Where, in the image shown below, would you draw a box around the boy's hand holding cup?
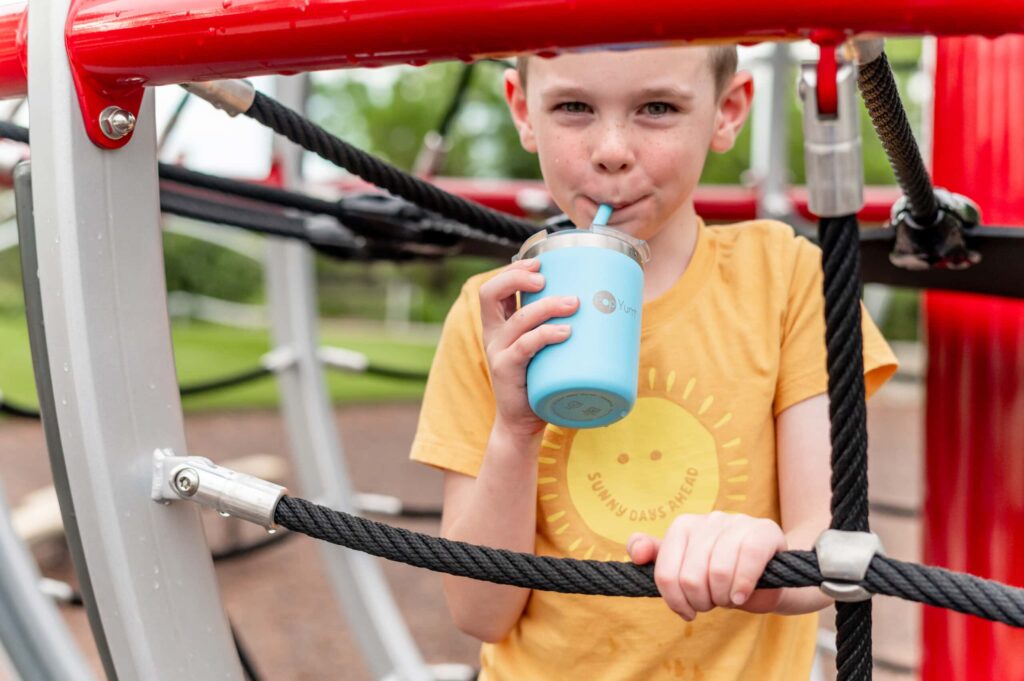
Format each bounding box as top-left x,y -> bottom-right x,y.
478,257 -> 580,441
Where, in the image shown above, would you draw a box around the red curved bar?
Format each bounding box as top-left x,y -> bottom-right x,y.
0,3 -> 26,99
0,0 -> 1023,99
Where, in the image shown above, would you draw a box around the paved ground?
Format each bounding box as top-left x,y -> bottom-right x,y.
0,362 -> 925,681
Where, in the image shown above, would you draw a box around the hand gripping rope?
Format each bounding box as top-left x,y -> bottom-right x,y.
143,46 -> 1024,681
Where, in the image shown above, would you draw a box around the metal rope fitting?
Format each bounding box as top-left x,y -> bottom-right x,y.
889,187 -> 982,270
799,56 -> 864,218
152,449 -> 286,529
814,529 -> 885,602
180,79 -> 256,117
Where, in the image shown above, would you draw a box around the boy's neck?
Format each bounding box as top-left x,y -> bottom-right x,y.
641,203 -> 700,302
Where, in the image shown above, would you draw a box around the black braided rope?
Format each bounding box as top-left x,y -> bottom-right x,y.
819,214 -> 872,680
0,398 -> 40,419
179,366 -> 273,397
275,495 -> 1024,626
245,92 -> 537,244
857,53 -> 939,226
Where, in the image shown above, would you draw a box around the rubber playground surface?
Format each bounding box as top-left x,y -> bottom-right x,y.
0,387 -> 923,681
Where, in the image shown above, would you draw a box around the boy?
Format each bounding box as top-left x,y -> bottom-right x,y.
411,45 -> 897,680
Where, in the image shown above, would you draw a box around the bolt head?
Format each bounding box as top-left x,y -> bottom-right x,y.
98,106 -> 136,141
173,468 -> 200,497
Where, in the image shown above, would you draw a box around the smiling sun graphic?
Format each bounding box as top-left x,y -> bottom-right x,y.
537,368 -> 750,560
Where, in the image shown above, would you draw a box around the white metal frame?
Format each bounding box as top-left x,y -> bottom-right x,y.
22,0 -> 244,678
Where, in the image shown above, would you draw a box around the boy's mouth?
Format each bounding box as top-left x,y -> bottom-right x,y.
587,195 -> 649,216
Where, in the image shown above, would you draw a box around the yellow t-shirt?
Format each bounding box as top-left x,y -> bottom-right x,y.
411,219 -> 898,681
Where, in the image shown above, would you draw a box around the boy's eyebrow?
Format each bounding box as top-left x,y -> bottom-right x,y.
540,85 -> 696,101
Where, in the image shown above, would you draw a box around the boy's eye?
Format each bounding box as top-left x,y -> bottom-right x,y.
643,102 -> 677,117
555,101 -> 591,114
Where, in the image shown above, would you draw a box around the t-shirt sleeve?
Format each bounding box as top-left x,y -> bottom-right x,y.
774,236 -> 898,416
409,280 -> 496,477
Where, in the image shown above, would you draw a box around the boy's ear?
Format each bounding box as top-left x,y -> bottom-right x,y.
503,68 -> 537,153
709,71 -> 754,154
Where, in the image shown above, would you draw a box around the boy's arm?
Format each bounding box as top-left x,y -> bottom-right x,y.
437,257 -> 580,642
772,391 -> 833,615
625,392 -> 834,618
440,425 -> 542,642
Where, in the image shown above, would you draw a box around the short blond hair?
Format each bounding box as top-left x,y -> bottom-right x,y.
516,46 -> 738,96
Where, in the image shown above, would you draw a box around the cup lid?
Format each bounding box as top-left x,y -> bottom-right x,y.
512,225 -> 651,267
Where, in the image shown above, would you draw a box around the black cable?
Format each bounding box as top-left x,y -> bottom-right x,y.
857,53 -> 939,226
245,92 -> 537,244
819,214 -> 872,680
0,398 -> 40,419
360,363 -> 429,382
436,63 -> 477,139
179,366 -> 273,397
0,119 -> 517,256
275,495 -> 1024,628
0,120 -> 28,144
160,182 -> 311,241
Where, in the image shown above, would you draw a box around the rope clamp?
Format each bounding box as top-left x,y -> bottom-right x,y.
889,188 -> 982,270
151,448 -> 286,530
181,79 -> 257,117
814,529 -> 885,602
798,54 -> 864,218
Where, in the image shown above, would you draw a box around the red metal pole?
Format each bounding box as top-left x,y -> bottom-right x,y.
3,0 -> 1024,99
923,34 -> 1024,681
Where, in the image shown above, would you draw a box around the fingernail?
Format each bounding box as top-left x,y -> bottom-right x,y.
732,592 -> 748,606
561,296 -> 577,305
529,273 -> 544,285
556,325 -> 571,336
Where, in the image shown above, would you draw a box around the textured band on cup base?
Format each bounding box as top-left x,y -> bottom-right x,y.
534,387 -> 632,429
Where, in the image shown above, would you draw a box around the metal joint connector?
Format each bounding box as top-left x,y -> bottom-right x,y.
152,449 -> 286,529
814,529 -> 885,602
181,79 -> 256,117
889,188 -> 982,271
846,38 -> 886,66
318,345 -> 370,372
799,58 -> 864,218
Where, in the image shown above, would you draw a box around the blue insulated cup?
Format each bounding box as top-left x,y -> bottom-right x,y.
515,225 -> 649,429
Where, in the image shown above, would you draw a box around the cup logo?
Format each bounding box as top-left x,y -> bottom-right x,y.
593,290 -> 617,314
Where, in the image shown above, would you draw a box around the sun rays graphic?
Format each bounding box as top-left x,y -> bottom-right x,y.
537,368 -> 751,560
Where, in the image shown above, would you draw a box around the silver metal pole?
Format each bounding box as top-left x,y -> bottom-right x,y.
24,1 -> 243,678
265,75 -> 433,681
0,482 -> 96,681
751,43 -> 796,221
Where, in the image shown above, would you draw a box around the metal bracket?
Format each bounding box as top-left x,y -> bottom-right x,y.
152,449 -> 287,530
798,54 -> 864,218
889,187 -> 982,270
180,79 -> 257,117
814,529 -> 885,602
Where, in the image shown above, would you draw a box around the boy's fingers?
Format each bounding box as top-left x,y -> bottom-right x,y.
730,533 -> 778,607
493,296 -> 578,351
478,262 -> 544,336
678,515 -> 724,613
654,517 -> 694,620
627,533 -> 660,565
707,526 -> 746,608
502,324 -> 571,368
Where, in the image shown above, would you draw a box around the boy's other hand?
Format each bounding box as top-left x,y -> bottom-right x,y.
627,512 -> 787,620
479,258 -> 579,440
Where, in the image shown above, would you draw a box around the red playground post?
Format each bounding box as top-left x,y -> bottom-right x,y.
924,34 -> 1024,680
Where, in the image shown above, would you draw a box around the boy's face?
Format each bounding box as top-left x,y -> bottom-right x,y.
505,47 -> 751,242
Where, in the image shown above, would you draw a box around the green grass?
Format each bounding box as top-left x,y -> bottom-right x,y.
0,314 -> 436,414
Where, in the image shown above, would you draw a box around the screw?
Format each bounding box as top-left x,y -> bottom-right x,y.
98,106 -> 136,141
173,468 -> 200,497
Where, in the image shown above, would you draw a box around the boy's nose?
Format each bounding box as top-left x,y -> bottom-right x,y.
591,124 -> 635,174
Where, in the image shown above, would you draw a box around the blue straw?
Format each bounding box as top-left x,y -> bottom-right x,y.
593,204 -> 613,227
